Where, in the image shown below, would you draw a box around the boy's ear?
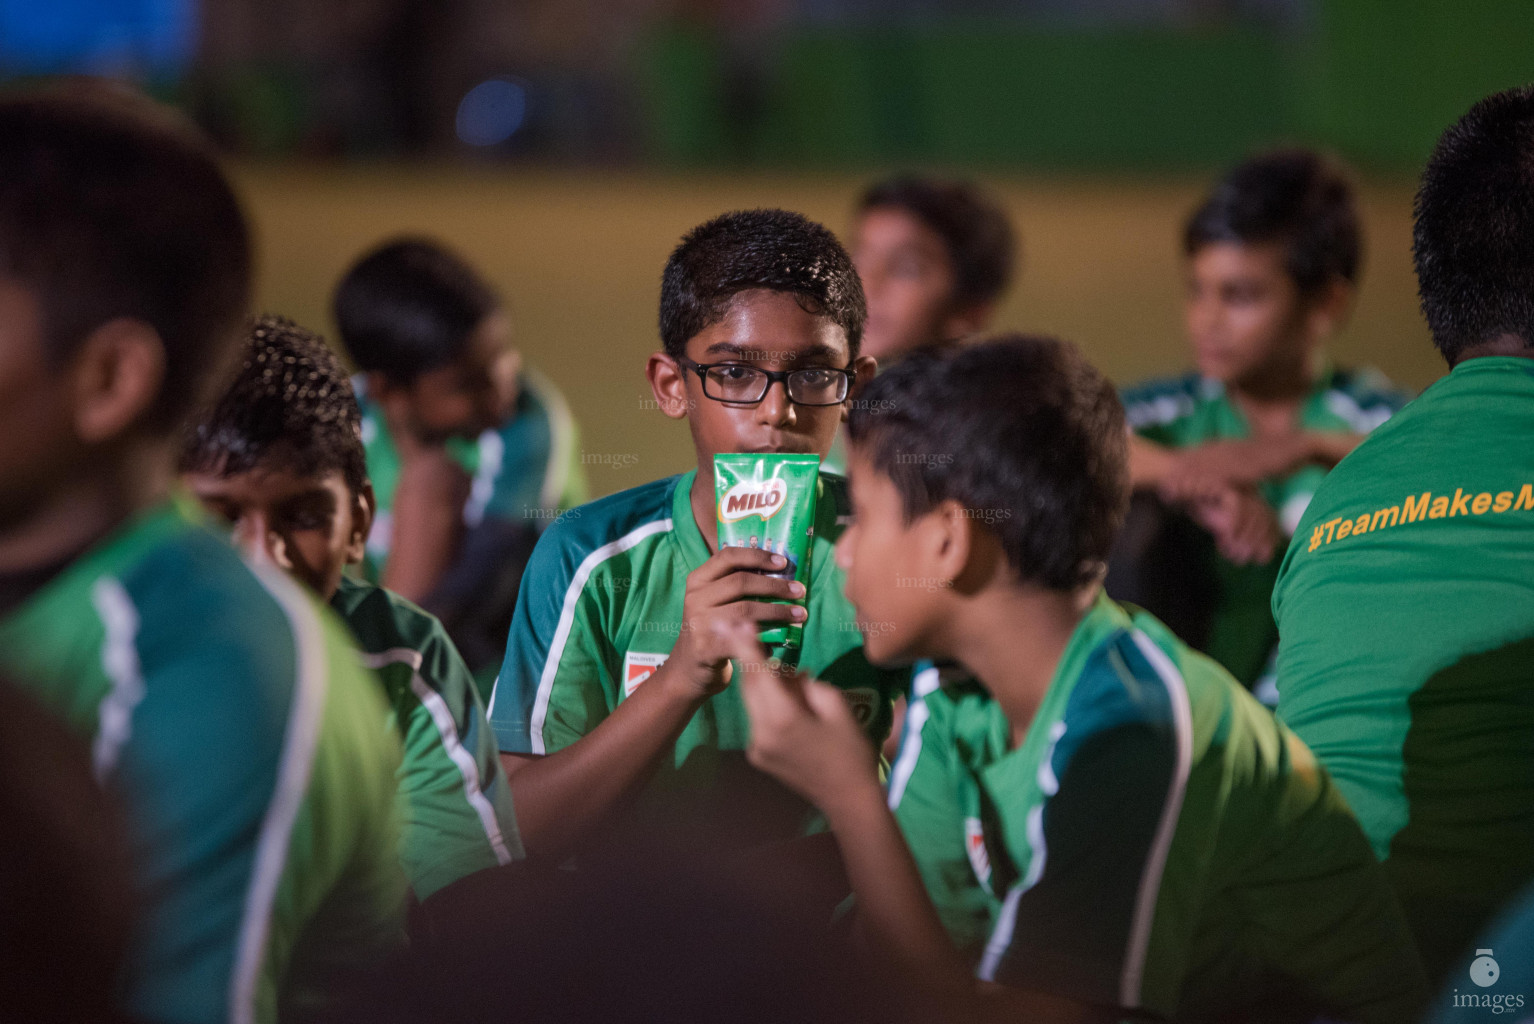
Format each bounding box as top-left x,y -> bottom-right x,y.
842,354 -> 880,423
645,353 -> 693,420
1305,278 -> 1355,343
70,318 -> 167,443
346,483 -> 376,565
929,498 -> 1004,596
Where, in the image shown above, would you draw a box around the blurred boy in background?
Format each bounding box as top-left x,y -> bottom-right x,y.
488,209 -> 905,865
0,85 -> 404,1024
1113,150 -> 1409,693
334,238 -> 587,690
182,315 -> 522,904
732,335 -> 1426,1024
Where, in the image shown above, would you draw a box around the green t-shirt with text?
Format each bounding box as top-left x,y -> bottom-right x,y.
1272,356 -> 1534,984
0,500 -> 406,1024
890,594 -> 1425,1023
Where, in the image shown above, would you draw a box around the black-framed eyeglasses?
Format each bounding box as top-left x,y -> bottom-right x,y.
676,357 -> 855,406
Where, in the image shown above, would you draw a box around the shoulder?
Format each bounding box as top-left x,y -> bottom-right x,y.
330,576 -> 447,660
1321,366 -> 1414,432
532,475 -> 678,563
1120,372 -> 1210,431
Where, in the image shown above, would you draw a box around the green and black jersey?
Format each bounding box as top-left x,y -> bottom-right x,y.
0,500 -> 405,1024
891,593 -> 1426,1023
331,577 -> 521,899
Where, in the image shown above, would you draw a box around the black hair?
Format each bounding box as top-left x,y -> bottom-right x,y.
180,315 -> 369,495
0,82 -> 251,431
1184,149 -> 1361,294
333,237 -> 500,383
847,334 -> 1127,591
659,209 -> 866,361
1413,86 -> 1534,364
858,175 -> 1017,306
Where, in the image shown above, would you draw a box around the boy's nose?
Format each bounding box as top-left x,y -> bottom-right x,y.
755,378 -> 797,427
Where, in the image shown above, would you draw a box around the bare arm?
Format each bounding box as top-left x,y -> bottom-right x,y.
381,443 -> 471,602
1127,434 -> 1180,491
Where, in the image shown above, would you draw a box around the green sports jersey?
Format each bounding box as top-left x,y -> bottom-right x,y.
488,469 -> 904,828
357,367 -> 588,573
1272,356 -> 1534,984
331,577 -> 522,899
889,593 -> 1426,1022
0,499 -> 406,1024
1121,367 -> 1409,686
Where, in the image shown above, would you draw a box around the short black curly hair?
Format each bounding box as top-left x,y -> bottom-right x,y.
180,315 -> 368,495
847,334 -> 1127,592
659,209 -> 866,361
1413,86 -> 1534,365
1184,149 -> 1361,295
858,175 -> 1017,307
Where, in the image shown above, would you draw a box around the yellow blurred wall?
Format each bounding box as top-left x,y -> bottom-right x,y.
237,166 -> 1443,498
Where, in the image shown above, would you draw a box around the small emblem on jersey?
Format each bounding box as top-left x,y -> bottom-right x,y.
624,651 -> 668,697
964,816 -> 993,893
840,687 -> 878,726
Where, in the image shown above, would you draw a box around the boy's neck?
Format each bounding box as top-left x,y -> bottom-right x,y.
0,444 -> 172,575
1227,349 -> 1320,433
943,583 -> 1096,749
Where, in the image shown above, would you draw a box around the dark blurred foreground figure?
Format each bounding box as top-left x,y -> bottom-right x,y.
335,827 -> 928,1024
0,83 -> 405,1024
0,677 -> 134,1024
1272,86 -> 1534,988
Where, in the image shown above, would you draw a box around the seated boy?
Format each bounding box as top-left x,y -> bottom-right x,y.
731,336 -> 1428,1023
488,209 -> 906,862
851,174 -> 1016,367
0,86 -> 404,1024
181,315 -> 522,901
1273,86 -> 1534,985
1115,150 -> 1409,690
333,238 -> 588,686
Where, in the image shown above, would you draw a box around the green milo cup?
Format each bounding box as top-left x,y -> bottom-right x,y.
714,453 -> 820,666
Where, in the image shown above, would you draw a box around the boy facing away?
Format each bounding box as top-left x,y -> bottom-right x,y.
1273,86 -> 1534,985
333,238 -> 587,685
730,336 -> 1427,1023
488,209 -> 906,862
0,86 -> 404,1024
1116,150 -> 1409,690
181,315 -> 522,903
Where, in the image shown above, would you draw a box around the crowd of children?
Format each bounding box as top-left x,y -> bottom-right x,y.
1,77 -> 1532,1024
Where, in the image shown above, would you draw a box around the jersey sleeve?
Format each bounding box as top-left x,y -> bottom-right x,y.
1120,375 -> 1201,448
394,617 -> 524,898
888,667 -> 994,960
979,634 -> 1189,1015
487,524 -> 617,756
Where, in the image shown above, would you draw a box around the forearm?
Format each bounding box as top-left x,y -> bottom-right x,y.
382,497 -> 462,601
1126,434 -> 1176,491
502,665 -> 707,860
1303,431 -> 1365,469
822,778 -> 972,996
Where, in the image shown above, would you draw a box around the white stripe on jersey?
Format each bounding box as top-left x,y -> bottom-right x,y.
528,518 -> 673,755
886,665 -> 940,810
1120,630 -> 1194,1008
230,568 -> 329,1024
90,576 -> 145,781
361,646 -> 512,865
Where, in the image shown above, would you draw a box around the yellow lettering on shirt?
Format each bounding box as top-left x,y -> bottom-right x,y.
1305,481 -> 1534,556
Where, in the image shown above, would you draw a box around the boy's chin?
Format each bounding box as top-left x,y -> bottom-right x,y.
857,628 -> 919,669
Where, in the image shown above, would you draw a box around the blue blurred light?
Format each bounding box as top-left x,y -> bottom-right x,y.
456,78 -> 528,147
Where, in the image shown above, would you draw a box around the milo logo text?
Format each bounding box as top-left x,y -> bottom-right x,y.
720,477 -> 788,523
